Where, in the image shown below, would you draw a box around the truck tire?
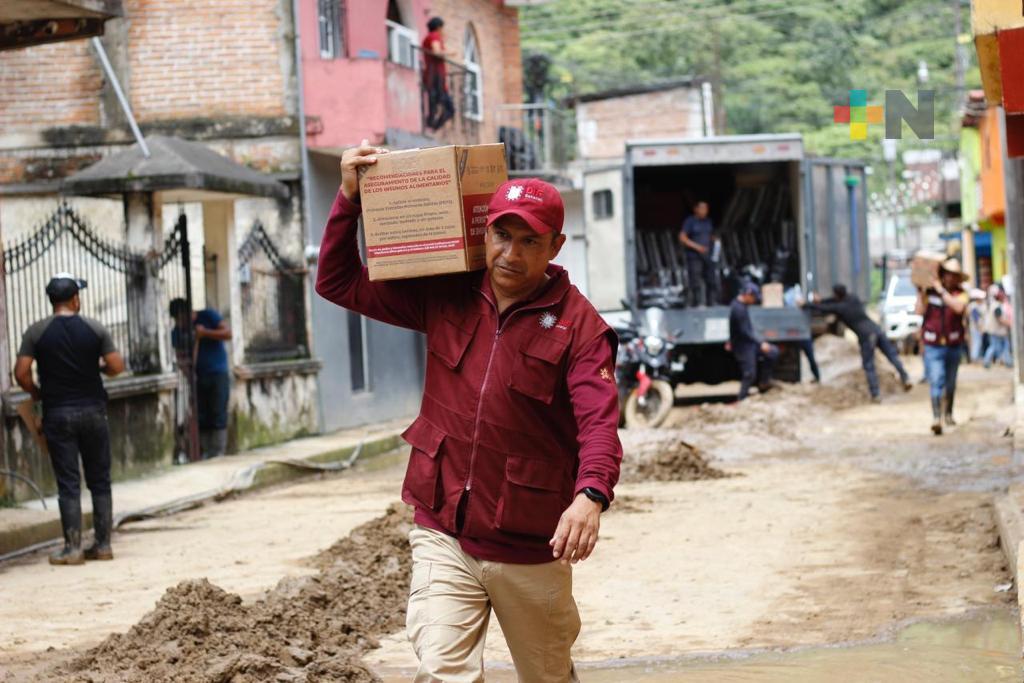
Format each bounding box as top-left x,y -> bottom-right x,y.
624,380 -> 674,429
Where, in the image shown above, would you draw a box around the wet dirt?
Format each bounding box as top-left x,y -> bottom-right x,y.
1,334 -> 1018,683
618,432 -> 731,482
51,505 -> 414,683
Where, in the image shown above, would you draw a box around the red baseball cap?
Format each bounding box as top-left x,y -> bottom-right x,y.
486,179 -> 564,235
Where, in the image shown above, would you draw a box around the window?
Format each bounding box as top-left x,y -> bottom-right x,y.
347,310 -> 369,392
385,0 -> 416,69
593,189 -> 614,219
463,26 -> 483,121
318,0 -> 343,59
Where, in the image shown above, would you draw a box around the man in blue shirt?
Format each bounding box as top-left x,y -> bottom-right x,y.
170,299 -> 232,458
728,282 -> 779,400
679,200 -> 718,307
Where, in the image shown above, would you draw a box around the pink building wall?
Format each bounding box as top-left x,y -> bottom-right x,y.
299,0 -> 433,150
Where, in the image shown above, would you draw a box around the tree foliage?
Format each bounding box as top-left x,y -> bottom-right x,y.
521,0 -> 981,171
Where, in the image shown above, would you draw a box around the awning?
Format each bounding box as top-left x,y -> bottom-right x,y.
0,1 -> 123,51
62,135 -> 290,201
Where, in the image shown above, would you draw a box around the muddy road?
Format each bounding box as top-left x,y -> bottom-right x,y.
0,336 -> 1019,681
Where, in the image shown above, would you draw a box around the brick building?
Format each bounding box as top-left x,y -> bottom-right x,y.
0,0 -> 531,496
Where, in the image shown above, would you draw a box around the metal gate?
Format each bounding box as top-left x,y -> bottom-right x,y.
1,203 -> 200,463
3,202 -> 145,372
160,213 -> 199,463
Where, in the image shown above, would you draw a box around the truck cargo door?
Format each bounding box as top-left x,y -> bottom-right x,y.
583,166 -> 628,310
802,159 -> 870,300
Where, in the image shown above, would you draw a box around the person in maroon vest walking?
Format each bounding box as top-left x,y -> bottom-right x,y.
316,141 -> 622,682
916,258 -> 969,435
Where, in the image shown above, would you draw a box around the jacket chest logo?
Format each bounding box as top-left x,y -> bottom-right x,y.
538,312 -> 572,331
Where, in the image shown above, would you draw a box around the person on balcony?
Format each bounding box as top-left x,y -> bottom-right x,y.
14,273 -> 124,565
422,16 -> 455,131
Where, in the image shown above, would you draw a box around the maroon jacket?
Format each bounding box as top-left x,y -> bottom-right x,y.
316,190 -> 622,564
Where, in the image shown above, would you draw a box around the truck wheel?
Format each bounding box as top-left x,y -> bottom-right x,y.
624,380 -> 675,429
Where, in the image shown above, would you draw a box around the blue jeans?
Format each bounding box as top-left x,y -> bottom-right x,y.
983,335 -> 1011,367
924,344 -> 962,401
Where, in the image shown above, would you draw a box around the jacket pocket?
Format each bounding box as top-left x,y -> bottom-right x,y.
508,335 -> 569,404
427,312 -> 479,371
401,417 -> 446,511
495,456 -> 568,539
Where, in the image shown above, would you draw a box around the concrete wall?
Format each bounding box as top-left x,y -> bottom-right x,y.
576,86 -> 706,160
230,363 -> 320,452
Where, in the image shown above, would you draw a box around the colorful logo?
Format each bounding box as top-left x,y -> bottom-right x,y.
833,89 -> 935,140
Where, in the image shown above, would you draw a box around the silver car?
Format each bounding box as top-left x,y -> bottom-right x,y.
880,270 -> 922,353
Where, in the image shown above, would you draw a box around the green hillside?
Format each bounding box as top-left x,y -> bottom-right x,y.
520,0 -> 982,167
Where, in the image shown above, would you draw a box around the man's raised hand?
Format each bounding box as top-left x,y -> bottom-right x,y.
340,139 -> 388,202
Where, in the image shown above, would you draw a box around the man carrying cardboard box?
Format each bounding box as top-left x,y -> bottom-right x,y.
316,141 -> 622,682
916,258 -> 969,435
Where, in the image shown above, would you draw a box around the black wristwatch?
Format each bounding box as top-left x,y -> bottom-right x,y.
581,487 -> 609,511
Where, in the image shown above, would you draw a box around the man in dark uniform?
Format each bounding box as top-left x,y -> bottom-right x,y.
678,200 -> 718,307
728,282 -> 778,400
805,283 -> 912,403
14,273 -> 124,565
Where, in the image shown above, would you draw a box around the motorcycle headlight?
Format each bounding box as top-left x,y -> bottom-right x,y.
643,335 -> 664,356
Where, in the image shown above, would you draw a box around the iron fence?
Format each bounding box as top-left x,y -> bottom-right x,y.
237,220 -> 308,363
3,203 -> 148,374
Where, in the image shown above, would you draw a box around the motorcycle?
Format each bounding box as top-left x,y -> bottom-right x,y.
615,302 -> 687,429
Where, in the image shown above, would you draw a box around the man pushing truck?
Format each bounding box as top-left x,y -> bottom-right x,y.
316,141 -> 622,682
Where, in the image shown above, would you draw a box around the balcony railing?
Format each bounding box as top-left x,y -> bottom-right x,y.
496,103 -> 571,175
412,46 -> 481,145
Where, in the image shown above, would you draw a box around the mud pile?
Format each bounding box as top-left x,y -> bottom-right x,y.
60,505 -> 415,683
620,430 -> 730,482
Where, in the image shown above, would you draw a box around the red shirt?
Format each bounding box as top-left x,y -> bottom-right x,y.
421,30 -> 447,87
316,190 -> 622,563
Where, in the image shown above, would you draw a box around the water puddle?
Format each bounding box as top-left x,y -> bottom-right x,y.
378,610 -> 1021,681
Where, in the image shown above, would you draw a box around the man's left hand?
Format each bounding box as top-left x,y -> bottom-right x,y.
550,493 -> 602,565
195,324 -> 208,338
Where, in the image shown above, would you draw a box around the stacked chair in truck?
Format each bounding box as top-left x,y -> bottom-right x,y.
636,180 -> 797,308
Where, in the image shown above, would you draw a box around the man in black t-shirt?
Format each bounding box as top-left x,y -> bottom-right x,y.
14,273 -> 124,565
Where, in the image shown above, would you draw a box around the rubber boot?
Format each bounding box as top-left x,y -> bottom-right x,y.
49,497 -> 85,566
210,429 -> 228,457
944,389 -> 957,426
199,429 -> 213,459
84,493 -> 114,561
930,396 -> 943,436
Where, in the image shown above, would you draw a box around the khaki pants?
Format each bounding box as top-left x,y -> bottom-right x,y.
407,526 -> 581,682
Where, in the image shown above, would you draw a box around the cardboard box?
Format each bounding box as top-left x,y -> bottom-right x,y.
357,144 -> 508,281
761,282 -> 784,308
911,251 -> 945,288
